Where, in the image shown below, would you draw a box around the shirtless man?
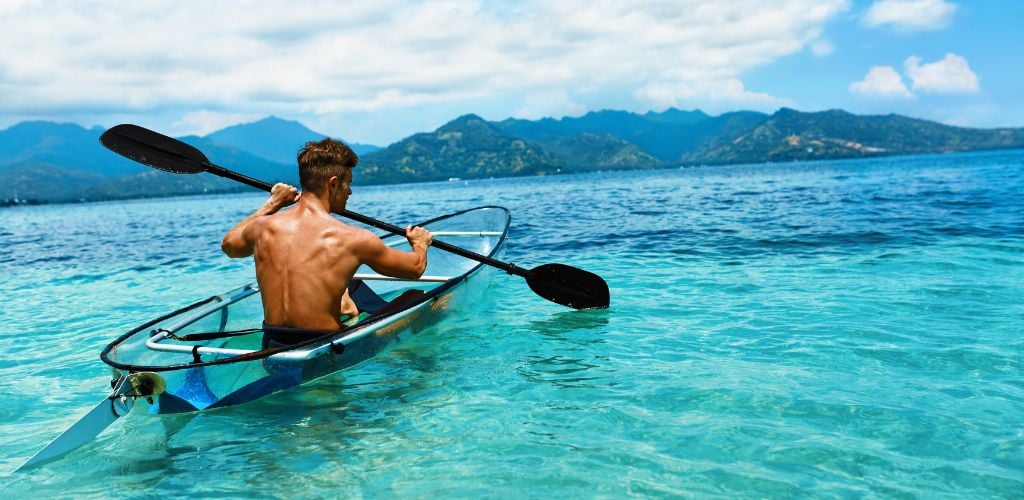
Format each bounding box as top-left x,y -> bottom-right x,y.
220,138 -> 432,345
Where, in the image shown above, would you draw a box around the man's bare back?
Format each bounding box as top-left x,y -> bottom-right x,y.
221,143 -> 432,333
250,197 -> 368,330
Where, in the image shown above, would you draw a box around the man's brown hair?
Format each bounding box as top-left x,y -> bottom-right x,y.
296,138 -> 358,194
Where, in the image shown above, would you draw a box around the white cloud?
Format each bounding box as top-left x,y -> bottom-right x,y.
904,53 -> 980,93
862,0 -> 956,31
811,40 -> 835,56
171,111 -> 265,136
0,0 -> 850,139
514,90 -> 586,120
849,66 -> 914,98
937,104 -> 998,127
636,78 -> 795,113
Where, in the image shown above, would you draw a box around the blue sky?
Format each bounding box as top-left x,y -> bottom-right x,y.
0,0 -> 1020,146
745,1 -> 1022,127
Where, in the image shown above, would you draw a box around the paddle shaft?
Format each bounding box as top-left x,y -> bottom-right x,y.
204,162 -> 530,278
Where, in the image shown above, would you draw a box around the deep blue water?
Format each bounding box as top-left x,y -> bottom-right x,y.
1,150 -> 1022,496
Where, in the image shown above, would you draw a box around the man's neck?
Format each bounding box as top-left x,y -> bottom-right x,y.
297,191 -> 332,215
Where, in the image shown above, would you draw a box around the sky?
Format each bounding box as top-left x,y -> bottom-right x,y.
0,0 -> 1020,146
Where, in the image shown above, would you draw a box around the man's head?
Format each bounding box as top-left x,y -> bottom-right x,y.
297,138 -> 358,212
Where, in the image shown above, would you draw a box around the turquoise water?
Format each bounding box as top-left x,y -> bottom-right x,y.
1,151 -> 1022,496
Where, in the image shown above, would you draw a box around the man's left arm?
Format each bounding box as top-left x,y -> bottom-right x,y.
221,183 -> 298,258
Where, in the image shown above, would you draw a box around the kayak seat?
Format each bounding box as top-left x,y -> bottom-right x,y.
368,289 -> 426,318
348,279 -> 388,315
349,279 -> 426,318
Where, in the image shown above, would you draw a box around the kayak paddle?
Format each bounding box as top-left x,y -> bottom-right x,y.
99,124 -> 610,309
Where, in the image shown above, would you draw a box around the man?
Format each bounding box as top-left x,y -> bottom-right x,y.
221,138 -> 433,346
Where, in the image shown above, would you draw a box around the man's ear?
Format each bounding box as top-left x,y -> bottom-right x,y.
327,175 -> 339,191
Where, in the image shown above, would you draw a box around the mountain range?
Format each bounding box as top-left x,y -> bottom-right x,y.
2,109 -> 1023,204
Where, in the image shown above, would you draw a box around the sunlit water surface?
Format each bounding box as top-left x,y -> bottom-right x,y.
1,151 -> 1022,497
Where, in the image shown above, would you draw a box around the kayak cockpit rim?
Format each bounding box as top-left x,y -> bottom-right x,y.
99,206 -> 512,373
143,276 -> 443,361
382,230 -> 502,247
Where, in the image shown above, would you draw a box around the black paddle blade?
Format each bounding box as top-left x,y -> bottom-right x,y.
526,263 -> 610,310
100,124 -> 208,174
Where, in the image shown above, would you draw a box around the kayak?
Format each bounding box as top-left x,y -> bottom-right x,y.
20,123 -> 608,471
20,205 -> 511,468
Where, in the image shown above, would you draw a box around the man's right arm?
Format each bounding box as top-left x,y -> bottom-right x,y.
221,183 -> 298,258
356,226 -> 433,280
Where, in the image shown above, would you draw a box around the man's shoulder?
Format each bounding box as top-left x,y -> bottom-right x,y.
310,216 -> 371,241
329,220 -> 375,240
256,210 -> 291,231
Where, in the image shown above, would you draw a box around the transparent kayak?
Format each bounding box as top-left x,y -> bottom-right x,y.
19,206 -> 511,470
102,206 -> 510,414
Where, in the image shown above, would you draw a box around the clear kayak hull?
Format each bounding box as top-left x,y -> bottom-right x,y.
102,206 -> 511,415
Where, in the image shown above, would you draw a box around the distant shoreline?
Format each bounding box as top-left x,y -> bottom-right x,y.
5,108 -> 1023,206
5,147 -> 1021,210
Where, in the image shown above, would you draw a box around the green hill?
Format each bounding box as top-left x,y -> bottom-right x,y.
0,121 -> 145,177
358,114 -> 565,184
495,109 -> 768,161
0,123 -> 296,203
3,108 -> 1023,205
0,163 -> 107,201
205,116 -> 380,164
539,133 -> 662,172
681,108 -> 1024,164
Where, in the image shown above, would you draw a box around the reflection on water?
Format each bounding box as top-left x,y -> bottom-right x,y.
528,309 -> 610,338
517,354 -> 605,389
515,310 -> 613,389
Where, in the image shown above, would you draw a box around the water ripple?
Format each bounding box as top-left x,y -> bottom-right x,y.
2,152 -> 1023,496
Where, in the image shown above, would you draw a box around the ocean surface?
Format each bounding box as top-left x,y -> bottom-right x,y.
1,150 -> 1022,497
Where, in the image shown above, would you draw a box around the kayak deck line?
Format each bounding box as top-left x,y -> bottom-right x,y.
382,231 -> 502,247
353,273 -> 453,282
138,270 -> 459,359
425,231 -> 502,236
144,295 -> 435,361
